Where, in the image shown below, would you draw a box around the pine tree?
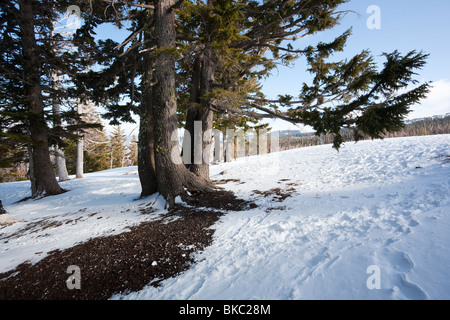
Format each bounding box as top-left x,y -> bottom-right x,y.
128,135 -> 138,166
0,0 -> 99,197
77,0 -> 430,207
180,0 -> 430,151
84,127 -> 110,173
82,104 -> 110,173
73,1 -> 157,196
64,126 -> 110,175
80,1 -> 213,203
0,0 -> 67,197
109,125 -> 127,169
173,0 -> 351,176
150,0 -> 214,206
177,0 -> 258,178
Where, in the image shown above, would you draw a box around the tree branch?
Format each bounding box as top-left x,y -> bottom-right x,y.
101,0 -> 154,10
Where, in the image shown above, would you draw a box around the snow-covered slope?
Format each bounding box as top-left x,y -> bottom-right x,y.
0,168 -> 167,272
1,135 -> 449,300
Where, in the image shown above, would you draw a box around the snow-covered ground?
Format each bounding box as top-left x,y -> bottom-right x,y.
1,134 -> 449,300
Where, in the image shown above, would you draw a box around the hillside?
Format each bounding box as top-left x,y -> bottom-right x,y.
277,113 -> 450,150
1,134 -> 449,300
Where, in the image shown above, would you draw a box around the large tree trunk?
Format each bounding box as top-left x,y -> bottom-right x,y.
182,54 -> 202,170
184,47 -> 215,180
20,0 -> 64,198
152,0 -> 213,207
138,108 -> 157,197
138,48 -> 158,197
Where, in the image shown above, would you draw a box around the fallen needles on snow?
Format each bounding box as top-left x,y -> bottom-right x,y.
0,190 -> 256,300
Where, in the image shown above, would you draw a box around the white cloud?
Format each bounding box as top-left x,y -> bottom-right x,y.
408,79 -> 450,119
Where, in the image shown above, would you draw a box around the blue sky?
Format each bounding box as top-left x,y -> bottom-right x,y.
262,0 -> 450,130
93,0 -> 450,133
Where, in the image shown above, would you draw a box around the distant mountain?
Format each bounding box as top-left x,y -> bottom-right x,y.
405,113 -> 450,124
271,130 -> 314,138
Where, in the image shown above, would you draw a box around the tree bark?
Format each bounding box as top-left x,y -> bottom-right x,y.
20,0 -> 64,197
182,53 -> 202,170
184,47 -> 215,180
138,48 -> 158,197
152,0 -> 213,207
138,108 -> 158,197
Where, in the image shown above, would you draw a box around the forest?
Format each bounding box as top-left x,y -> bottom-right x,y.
0,0 -> 432,207
2,0 -> 450,303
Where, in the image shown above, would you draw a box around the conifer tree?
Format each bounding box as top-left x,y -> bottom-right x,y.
74,1 -> 157,195
0,0 -> 68,197
177,0 -> 430,154
109,125 -> 127,169
83,127 -> 110,173
177,0 -> 260,178
0,0 -> 100,197
64,120 -> 110,175
128,135 -> 138,166
151,0 -> 214,206
78,0 -> 430,207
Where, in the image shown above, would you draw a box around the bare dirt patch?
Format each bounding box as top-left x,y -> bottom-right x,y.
0,190 -> 255,300
252,187 -> 297,202
213,178 -> 241,185
434,154 -> 450,163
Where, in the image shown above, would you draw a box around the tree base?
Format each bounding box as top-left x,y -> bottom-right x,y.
0,200 -> 7,215
179,189 -> 257,212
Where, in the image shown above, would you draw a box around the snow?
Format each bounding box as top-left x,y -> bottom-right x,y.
0,168 -> 167,272
1,134 -> 449,300
0,213 -> 22,226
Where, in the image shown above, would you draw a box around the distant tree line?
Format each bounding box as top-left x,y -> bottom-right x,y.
0,111 -> 138,183
279,114 -> 450,150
